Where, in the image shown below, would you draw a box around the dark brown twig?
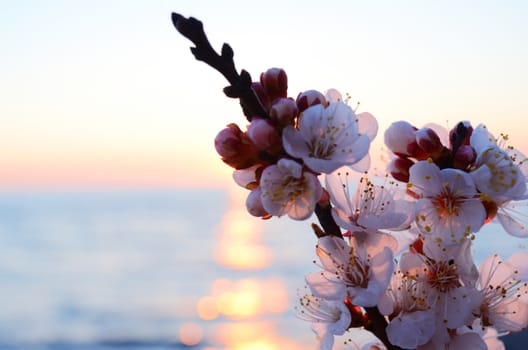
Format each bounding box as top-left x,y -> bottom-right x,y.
171,13 -> 268,120
314,202 -> 343,238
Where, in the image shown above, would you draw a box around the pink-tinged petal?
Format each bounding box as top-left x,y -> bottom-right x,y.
350,231 -> 398,257
316,236 -> 350,271
278,158 -> 303,178
492,297 -> 528,332
377,291 -> 395,317
496,211 -> 528,237
233,165 -> 259,188
298,104 -> 325,139
356,112 -> 378,141
409,161 -> 443,196
325,169 -> 356,215
325,88 -> 343,103
470,124 -> 495,152
414,198 -> 439,233
305,271 -> 346,300
384,121 -> 417,156
470,163 -> 493,192
399,252 -> 424,276
349,154 -> 371,173
352,247 -> 394,307
304,158 -> 345,174
282,125 -> 311,159
448,332 -> 486,350
335,133 -> 370,162
387,310 -> 436,349
288,174 -> 322,220
442,168 -> 477,197
423,123 -> 449,147
442,287 -> 473,328
506,251 -> 528,280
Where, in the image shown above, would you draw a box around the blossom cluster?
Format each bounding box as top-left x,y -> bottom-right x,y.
213,67 -> 528,350
215,68 -> 377,220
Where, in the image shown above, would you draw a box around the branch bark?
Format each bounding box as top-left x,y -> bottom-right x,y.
171,13 -> 267,120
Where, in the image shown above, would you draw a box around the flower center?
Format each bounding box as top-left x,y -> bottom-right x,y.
308,136 -> 337,159
431,185 -> 461,218
426,259 -> 460,293
343,253 -> 370,289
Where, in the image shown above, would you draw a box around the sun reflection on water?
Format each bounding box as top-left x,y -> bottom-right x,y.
179,186 -> 310,348
213,195 -> 272,269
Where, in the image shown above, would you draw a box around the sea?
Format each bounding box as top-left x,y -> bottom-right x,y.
0,188 -> 526,350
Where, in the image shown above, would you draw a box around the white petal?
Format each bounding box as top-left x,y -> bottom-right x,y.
497,208 -> 528,238
282,125 -> 311,158
387,310 -> 436,348
305,271 -> 346,300
409,161 -> 443,196
357,111 -> 378,141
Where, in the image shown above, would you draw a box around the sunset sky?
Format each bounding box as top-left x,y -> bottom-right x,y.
1,0 -> 527,189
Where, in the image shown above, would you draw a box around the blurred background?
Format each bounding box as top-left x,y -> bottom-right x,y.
1,1 -> 527,349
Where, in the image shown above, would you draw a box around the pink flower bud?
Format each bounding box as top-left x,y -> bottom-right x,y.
260,68 -> 288,101
416,127 -> 444,157
246,188 -> 269,217
296,90 -> 326,112
251,82 -> 271,111
388,157 -> 414,183
453,145 -> 476,170
247,118 -> 281,150
214,123 -> 258,169
449,121 -> 473,152
384,121 -> 419,157
270,98 -> 298,127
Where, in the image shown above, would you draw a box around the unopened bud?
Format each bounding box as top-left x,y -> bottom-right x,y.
214,123 -> 257,169
247,118 -> 281,150
246,188 -> 268,217
384,121 -> 418,157
296,90 -> 326,112
453,145 -> 476,170
270,98 -> 298,127
416,127 -> 444,157
449,121 -> 473,153
251,82 -> 271,111
260,67 -> 288,101
388,157 -> 414,182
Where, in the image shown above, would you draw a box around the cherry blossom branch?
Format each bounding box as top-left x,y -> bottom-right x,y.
171,13 -> 268,120
314,202 -> 343,238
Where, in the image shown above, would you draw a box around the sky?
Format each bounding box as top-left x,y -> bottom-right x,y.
1,0 -> 528,189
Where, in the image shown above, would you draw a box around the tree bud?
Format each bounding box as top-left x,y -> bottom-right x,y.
251,82 -> 271,112
260,67 -> 288,101
270,98 -> 298,127
453,145 -> 476,170
247,118 -> 281,150
296,90 -> 326,112
416,127 -> 444,157
388,157 -> 414,183
449,121 -> 473,153
214,123 -> 257,169
384,121 -> 419,157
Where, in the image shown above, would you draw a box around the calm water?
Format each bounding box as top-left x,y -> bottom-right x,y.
0,188 -> 526,349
